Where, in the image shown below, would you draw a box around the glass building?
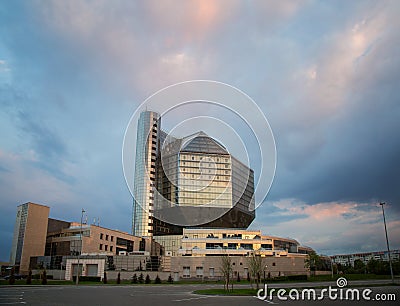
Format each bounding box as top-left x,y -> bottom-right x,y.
132,110 -> 255,237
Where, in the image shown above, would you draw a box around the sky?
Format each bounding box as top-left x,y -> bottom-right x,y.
0,0 -> 399,261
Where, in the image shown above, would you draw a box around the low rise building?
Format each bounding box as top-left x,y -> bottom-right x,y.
331,250 -> 400,266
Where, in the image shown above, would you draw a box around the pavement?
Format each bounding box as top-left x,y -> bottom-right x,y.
0,280 -> 398,306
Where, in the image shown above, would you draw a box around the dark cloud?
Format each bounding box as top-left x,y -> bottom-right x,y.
0,0 -> 399,261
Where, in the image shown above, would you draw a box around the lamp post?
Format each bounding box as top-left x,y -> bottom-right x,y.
76,208 -> 85,285
379,202 -> 394,284
264,265 -> 268,285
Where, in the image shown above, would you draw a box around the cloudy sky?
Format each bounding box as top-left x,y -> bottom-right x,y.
1,0 -> 399,261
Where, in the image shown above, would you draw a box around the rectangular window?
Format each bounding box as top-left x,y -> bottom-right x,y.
209,267 -> 215,277
99,244 -> 103,250
110,246 -> 113,252
196,267 -> 203,278
106,234 -> 109,241
105,245 -> 108,251
183,266 -> 190,278
111,236 -> 114,242
100,233 -> 103,240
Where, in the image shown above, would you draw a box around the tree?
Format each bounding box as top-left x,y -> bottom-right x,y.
154,275 -> 161,284
131,273 -> 138,284
103,271 -> 108,284
354,259 -> 366,274
9,267 -> 15,285
26,269 -> 32,285
305,251 -> 321,276
167,274 -> 173,284
219,255 -> 233,291
138,273 -> 144,284
41,270 -> 47,285
117,272 -> 121,284
247,252 -> 263,290
145,274 -> 151,284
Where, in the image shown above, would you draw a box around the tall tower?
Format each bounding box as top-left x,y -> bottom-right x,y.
10,202 -> 50,273
132,111 -> 160,237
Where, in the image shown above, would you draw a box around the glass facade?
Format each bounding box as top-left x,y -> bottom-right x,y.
10,203 -> 28,265
132,111 -> 160,236
132,110 -> 256,237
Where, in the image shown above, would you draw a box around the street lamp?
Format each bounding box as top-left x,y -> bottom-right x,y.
379,202 -> 394,284
76,208 -> 85,285
264,265 -> 268,284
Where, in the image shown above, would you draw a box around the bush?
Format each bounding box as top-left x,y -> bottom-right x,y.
154,275 -> 161,284
287,275 -> 308,281
138,273 -> 144,284
103,271 -> 108,284
117,272 -> 121,284
73,276 -> 101,282
41,270 -> 47,285
131,273 -> 138,284
145,274 -> 151,284
26,270 -> 32,285
9,267 -> 15,285
167,274 -> 173,284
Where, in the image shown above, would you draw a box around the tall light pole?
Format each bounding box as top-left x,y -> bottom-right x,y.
76,208 -> 85,285
379,202 -> 394,284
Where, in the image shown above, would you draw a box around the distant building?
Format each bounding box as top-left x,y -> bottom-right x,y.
10,202 -> 50,274
331,250 -> 400,266
9,202 -> 160,274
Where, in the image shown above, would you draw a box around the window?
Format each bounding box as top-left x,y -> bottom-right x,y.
99,244 -> 103,250
110,246 -> 113,252
209,267 -> 215,277
272,262 -> 276,266
111,236 -> 114,242
105,245 -> 108,251
106,234 -> 109,241
183,266 -> 190,278
100,233 -> 103,240
172,241 -> 175,246
196,267 -> 203,278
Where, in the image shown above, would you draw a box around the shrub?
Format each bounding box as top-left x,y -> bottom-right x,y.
103,271 -> 108,284
167,274 -> 173,284
131,273 -> 138,284
26,269 -> 32,285
138,273 -> 144,284
145,274 -> 151,284
41,270 -> 47,285
9,267 -> 15,285
154,275 -> 161,284
287,275 -> 308,281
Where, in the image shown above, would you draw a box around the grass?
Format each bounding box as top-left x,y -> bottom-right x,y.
1,274 -> 396,287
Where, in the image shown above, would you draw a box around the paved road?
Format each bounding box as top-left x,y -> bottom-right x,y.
0,282 -> 398,306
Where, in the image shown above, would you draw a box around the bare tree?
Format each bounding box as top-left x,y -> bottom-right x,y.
219,254 -> 233,291
247,251 -> 263,290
